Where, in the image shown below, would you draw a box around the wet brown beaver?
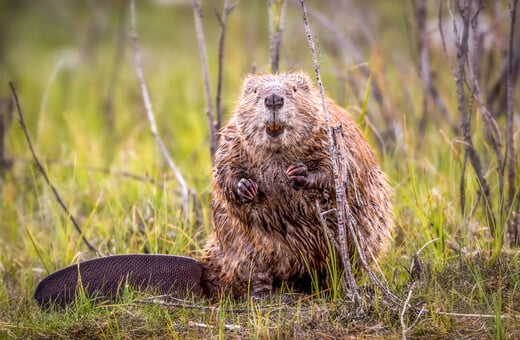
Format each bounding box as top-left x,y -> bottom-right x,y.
34,72 -> 392,308
201,72 -> 392,298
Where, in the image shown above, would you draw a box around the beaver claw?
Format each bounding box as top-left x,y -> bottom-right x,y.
237,178 -> 258,203
286,162 -> 311,190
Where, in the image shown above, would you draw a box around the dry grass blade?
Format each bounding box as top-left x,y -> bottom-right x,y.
8,81 -> 100,255
129,0 -> 190,217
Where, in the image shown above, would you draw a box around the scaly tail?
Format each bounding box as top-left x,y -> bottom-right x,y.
34,254 -> 209,308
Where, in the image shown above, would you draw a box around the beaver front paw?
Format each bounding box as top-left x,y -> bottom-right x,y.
286,162 -> 311,190
237,178 -> 258,203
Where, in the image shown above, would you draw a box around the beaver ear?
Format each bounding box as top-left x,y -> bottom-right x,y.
291,72 -> 312,92
241,74 -> 258,95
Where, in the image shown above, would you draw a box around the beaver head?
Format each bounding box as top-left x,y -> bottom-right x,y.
233,73 -> 321,152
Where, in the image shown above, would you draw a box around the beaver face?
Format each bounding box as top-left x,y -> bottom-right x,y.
235,73 -> 318,150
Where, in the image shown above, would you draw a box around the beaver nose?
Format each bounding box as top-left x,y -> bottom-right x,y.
264,93 -> 284,110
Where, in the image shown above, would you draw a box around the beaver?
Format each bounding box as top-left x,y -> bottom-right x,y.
201,72 -> 392,298
34,72 -> 392,308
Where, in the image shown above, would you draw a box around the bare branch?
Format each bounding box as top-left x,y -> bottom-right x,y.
9,81 -> 100,254
7,156 -> 168,189
441,0 -> 497,233
299,0 -> 359,304
414,0 -> 457,134
316,200 -> 352,296
507,0 -> 519,245
132,294 -> 296,314
129,0 -> 190,217
192,0 -> 217,163
296,0 -> 390,141
268,0 -> 287,73
0,96 -> 14,173
401,238 -> 439,339
435,310 -> 520,319
104,0 -> 127,128
466,1 -> 505,211
401,282 -> 416,340
438,0 -> 456,75
214,0 -> 237,140
300,0 -> 400,307
188,321 -> 242,331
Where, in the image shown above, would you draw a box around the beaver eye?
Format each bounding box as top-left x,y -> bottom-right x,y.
292,86 -> 297,93
253,87 -> 257,94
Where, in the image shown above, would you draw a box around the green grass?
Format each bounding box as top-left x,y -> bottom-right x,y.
1,1 -> 519,338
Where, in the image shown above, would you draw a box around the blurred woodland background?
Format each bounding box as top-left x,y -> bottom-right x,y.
0,0 -> 519,338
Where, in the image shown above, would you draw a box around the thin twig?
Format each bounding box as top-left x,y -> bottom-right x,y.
188,321 -> 242,330
213,0 -> 237,139
296,0 -> 390,140
416,238 -> 440,255
460,145 -> 468,216
300,0 -> 402,308
129,0 -> 190,217
466,3 -> 504,211
132,295 -> 294,314
104,0 -> 127,128
192,0 -> 217,163
317,202 -> 341,252
7,157 -> 167,188
401,238 -> 439,339
438,1 -> 456,75
316,201 -> 349,294
268,0 -> 287,73
436,310 -> 520,319
401,282 -> 416,340
9,81 -> 99,254
440,0 -> 496,234
414,0 -> 456,134
333,128 -> 399,305
39,57 -> 65,118
506,0 -> 519,245
299,0 -> 360,304
0,96 -> 14,172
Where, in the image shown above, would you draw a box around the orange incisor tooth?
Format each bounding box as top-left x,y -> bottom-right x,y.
268,124 -> 281,132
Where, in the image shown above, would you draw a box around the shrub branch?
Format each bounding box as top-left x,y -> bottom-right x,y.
268,0 -> 287,73
299,0 -> 400,307
213,0 -> 237,138
298,0 -> 359,303
8,81 -> 99,254
507,0 -> 519,245
129,0 -> 190,217
192,0 -> 217,162
439,0 -> 497,234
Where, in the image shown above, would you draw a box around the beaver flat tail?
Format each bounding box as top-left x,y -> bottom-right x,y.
34,254 -> 210,309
